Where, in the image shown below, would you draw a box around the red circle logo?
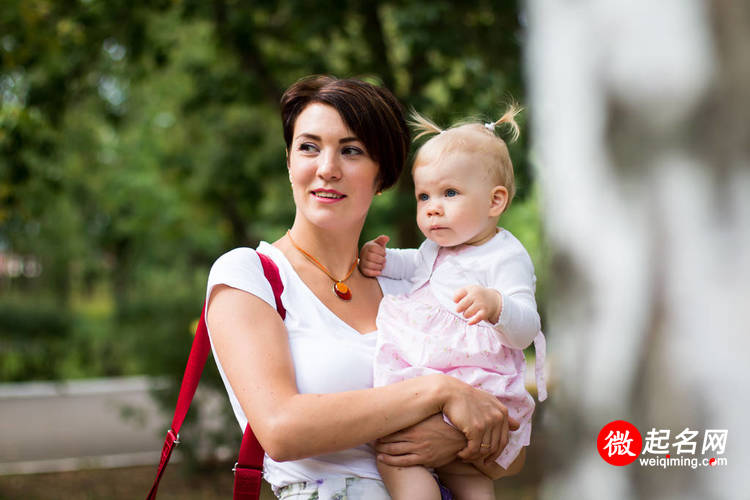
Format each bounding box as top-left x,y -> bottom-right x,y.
597,420 -> 642,466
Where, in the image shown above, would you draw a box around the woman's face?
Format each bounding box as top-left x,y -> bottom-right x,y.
288,103 -> 380,231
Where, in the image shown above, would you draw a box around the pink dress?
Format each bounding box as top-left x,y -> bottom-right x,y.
373,247 -> 540,469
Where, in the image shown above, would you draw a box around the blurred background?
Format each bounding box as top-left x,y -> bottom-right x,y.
2,0 -> 748,499
0,1 -> 541,498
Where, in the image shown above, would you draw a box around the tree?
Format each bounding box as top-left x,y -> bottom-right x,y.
527,1 -> 750,498
2,1 -> 532,306
2,1 -> 543,466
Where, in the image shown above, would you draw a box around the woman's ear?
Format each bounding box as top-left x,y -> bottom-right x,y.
489,185 -> 509,217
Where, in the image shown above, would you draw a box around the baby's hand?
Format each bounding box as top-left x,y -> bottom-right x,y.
359,235 -> 389,277
453,285 -> 503,325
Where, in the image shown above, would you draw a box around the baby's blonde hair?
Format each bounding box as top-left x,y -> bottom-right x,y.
410,104 -> 522,204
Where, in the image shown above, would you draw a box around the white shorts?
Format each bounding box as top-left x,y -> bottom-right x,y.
275,477 -> 390,500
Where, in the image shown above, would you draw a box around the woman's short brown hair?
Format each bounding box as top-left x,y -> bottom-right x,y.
280,75 -> 409,191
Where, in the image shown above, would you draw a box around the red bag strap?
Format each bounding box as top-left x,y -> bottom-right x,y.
233,253 -> 285,499
147,252 -> 285,500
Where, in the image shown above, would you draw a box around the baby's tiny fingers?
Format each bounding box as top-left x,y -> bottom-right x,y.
466,314 -> 481,326
462,303 -> 480,319
469,308 -> 492,325
359,265 -> 382,277
361,259 -> 383,269
453,288 -> 468,303
455,295 -> 476,313
372,253 -> 386,263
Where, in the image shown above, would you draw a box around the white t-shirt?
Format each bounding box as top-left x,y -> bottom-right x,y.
205,241 -> 409,491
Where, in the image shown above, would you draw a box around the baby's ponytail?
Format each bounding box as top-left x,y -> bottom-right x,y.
486,103 -> 523,143
409,110 -> 444,140
409,102 -> 522,203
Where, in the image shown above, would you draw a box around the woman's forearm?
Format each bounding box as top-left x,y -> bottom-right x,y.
262,376 -> 446,461
209,286 -> 450,461
375,413 -> 466,468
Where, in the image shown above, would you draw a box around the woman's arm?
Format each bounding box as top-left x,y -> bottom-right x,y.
208,285 -> 512,463
374,414 -> 466,468
375,412 -> 520,469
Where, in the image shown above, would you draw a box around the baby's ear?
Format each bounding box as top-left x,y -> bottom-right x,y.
489,185 -> 509,217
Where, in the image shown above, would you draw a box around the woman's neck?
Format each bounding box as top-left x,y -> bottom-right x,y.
285,219 -> 362,277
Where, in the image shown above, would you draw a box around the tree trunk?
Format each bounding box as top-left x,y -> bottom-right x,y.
526,1 -> 749,498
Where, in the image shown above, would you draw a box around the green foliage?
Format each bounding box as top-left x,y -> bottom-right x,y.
1,0 -> 543,464
0,297 -> 70,381
1,0 -> 541,407
0,297 -> 70,339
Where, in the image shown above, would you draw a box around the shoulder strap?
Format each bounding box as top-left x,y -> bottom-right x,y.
232,253 -> 285,499
147,252 -> 285,500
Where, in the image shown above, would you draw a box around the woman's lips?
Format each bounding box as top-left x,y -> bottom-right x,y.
311,189 -> 346,203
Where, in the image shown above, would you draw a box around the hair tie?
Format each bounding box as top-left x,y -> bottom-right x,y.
484,122 -> 496,132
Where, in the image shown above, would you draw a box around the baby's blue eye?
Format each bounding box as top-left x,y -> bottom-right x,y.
445,189 -> 458,197
417,193 -> 429,201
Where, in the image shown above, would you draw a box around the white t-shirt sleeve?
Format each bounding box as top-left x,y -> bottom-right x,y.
382,247 -> 422,280
205,247 -> 276,310
491,245 -> 541,350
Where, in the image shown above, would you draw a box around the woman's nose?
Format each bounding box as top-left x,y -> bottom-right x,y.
317,150 -> 341,180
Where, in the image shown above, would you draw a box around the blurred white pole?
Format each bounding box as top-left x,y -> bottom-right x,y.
525,0 -> 750,498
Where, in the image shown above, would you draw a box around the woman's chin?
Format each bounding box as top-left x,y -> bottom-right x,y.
300,209 -> 367,232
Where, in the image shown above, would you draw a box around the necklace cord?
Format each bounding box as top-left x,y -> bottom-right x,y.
286,230 -> 359,283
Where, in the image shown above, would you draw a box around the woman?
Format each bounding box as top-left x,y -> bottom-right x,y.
206,75 -> 517,499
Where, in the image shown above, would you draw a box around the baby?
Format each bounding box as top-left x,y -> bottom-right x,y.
360,106 -> 546,500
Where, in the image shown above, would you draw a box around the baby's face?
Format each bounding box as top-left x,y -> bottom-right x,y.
413,152 -> 503,247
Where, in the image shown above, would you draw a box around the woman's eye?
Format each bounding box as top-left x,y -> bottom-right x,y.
445,189 -> 458,197
342,146 -> 363,156
417,193 -> 429,202
298,143 -> 318,152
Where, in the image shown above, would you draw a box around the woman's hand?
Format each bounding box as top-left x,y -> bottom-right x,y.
441,376 -> 519,464
374,414 -> 465,468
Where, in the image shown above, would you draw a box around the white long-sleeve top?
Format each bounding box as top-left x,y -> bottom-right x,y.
381,229 -> 540,350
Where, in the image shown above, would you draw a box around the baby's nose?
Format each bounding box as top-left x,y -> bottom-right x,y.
426,203 -> 443,216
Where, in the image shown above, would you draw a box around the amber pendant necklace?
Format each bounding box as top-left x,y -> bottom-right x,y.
287,230 -> 358,301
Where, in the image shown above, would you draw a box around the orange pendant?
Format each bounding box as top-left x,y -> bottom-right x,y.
333,281 -> 352,301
